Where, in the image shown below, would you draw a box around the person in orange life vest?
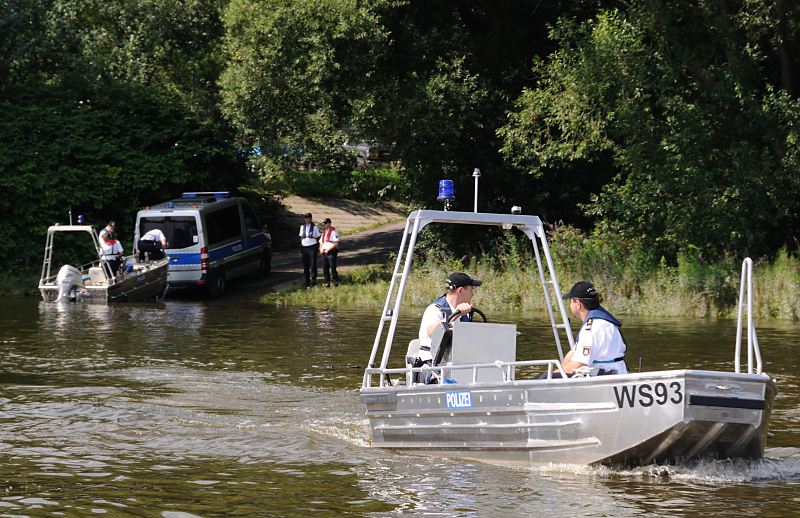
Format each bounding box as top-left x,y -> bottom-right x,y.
298,212 -> 322,288
319,217 -> 340,287
100,232 -> 124,276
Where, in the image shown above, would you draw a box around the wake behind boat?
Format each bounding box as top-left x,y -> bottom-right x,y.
38,224 -> 168,303
360,209 -> 777,467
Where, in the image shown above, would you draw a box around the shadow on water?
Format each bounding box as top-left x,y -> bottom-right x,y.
0,298 -> 798,515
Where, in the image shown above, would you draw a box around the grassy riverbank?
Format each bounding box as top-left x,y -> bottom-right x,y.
261,227 -> 800,321
0,271 -> 41,297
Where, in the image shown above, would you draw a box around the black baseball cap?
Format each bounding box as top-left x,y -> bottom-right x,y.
562,281 -> 598,300
304,213 -> 312,219
323,218 -> 331,224
445,272 -> 482,290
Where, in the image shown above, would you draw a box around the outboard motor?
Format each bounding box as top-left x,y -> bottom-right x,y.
56,265 -> 83,302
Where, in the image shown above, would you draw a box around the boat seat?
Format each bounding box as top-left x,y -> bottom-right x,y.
406,339 -> 421,360
87,266 -> 106,286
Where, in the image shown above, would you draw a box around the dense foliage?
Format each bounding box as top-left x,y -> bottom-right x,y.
0,0 -> 245,271
500,2 -> 800,260
2,0 -> 798,275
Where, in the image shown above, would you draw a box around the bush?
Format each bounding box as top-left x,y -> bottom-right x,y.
260,166 -> 409,202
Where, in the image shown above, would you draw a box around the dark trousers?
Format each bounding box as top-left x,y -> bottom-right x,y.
105,259 -> 120,277
301,245 -> 318,286
321,249 -> 339,286
138,239 -> 165,261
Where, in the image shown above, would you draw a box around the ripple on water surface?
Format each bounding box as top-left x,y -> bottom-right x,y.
0,298 -> 799,515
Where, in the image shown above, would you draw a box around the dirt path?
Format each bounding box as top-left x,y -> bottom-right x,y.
228,197 -> 407,298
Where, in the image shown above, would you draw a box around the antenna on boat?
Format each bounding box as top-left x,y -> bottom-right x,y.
68,210 -> 73,225
437,179 -> 455,211
472,168 -> 481,212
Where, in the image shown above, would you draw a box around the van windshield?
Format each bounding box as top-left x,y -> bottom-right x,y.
140,216 -> 198,250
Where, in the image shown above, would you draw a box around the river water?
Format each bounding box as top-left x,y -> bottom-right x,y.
0,297 -> 798,516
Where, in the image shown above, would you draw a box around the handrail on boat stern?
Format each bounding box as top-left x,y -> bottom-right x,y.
735,257 -> 763,374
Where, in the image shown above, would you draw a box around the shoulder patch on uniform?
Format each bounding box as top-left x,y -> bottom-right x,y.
583,346 -> 590,356
585,318 -> 593,330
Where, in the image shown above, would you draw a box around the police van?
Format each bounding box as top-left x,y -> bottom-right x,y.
133,192 -> 272,297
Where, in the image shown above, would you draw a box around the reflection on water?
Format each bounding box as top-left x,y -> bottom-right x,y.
0,298 -> 798,516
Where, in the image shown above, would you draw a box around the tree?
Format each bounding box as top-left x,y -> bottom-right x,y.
0,0 -> 247,272
501,1 -> 800,259
220,0 -> 391,175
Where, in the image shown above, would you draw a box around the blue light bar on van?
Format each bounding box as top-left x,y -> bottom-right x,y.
181,191 -> 230,199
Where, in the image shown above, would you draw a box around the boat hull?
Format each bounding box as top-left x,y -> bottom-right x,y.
39,259 -> 168,303
361,370 -> 776,467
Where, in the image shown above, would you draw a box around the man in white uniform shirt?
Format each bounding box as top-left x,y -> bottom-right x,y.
411,272 -> 481,382
138,228 -> 167,261
560,281 -> 628,377
298,213 -> 321,288
99,221 -> 116,242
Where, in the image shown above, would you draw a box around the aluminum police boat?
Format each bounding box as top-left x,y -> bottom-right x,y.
361,210 -> 777,467
38,224 -> 168,303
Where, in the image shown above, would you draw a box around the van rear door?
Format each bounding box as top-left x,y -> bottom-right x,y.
138,214 -> 201,283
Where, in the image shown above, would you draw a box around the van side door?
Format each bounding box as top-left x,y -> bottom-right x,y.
241,201 -> 268,253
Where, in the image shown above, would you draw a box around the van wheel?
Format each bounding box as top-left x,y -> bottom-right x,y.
259,250 -> 272,277
207,272 -> 226,298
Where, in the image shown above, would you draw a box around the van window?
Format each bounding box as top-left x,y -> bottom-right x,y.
241,202 -> 261,234
206,205 -> 242,245
140,216 -> 198,250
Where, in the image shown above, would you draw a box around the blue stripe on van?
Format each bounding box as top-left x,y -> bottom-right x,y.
167,241 -> 249,263
208,241 -> 246,262
169,253 -> 201,266
168,236 -> 265,268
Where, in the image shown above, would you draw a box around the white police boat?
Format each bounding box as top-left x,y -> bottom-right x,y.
38,224 -> 168,303
360,209 -> 777,466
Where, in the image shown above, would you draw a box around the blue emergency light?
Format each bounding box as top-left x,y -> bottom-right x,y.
437,179 -> 455,211
77,214 -> 85,224
182,191 -> 230,199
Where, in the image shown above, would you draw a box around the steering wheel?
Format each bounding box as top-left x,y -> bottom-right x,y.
447,307 -> 488,324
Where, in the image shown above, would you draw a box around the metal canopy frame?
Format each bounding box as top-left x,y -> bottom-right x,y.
40,225 -> 114,284
364,210 -> 576,387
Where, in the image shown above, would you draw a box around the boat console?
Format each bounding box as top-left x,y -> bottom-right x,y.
440,321 -> 517,383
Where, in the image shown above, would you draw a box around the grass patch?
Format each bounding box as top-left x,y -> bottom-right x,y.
261,166 -> 410,202
261,227 -> 800,321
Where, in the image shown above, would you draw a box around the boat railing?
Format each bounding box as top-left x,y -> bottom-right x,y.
362,359 -> 567,388
365,210 -> 576,389
735,257 -> 763,374
40,258 -> 106,285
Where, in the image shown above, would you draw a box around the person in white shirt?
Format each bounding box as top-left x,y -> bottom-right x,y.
298,213 -> 321,288
412,272 -> 481,383
100,233 -> 124,276
319,217 -> 339,287
138,228 -> 167,261
559,281 -> 628,377
98,221 -> 116,242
